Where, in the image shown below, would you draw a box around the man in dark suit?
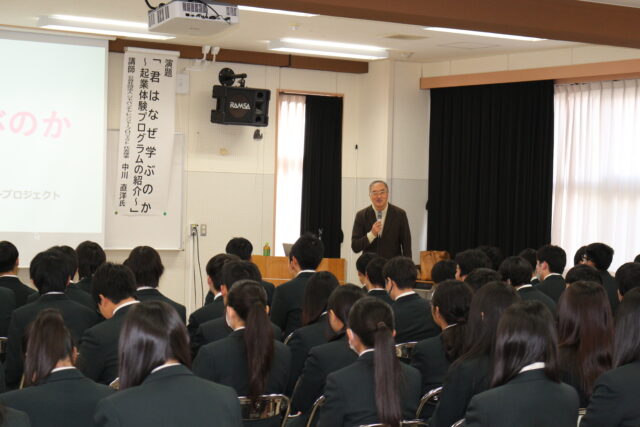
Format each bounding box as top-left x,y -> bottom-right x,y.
364,256 -> 393,305
351,180 -> 412,259
5,249 -> 100,389
75,240 -> 106,295
0,287 -> 16,338
270,233 -> 324,338
225,237 -> 276,306
499,256 -> 556,314
0,241 -> 36,307
384,256 -> 439,343
535,244 -> 567,303
454,249 -> 492,281
77,262 -> 139,385
583,242 -> 619,313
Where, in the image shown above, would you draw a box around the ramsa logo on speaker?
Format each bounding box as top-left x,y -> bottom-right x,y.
229,101 -> 250,110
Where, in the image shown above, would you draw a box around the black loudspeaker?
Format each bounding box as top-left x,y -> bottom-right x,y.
211,85 -> 270,127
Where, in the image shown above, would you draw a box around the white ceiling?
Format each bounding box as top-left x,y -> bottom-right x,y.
2,0 -> 584,62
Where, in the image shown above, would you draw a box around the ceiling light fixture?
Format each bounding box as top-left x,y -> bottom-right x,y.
37,15 -> 175,40
268,38 -> 388,60
424,27 -> 544,42
238,6 -> 316,17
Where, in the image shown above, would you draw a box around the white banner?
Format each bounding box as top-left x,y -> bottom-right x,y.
116,49 -> 177,215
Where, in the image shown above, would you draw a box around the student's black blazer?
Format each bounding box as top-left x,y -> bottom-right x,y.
537,274 -> 566,303
392,293 -> 440,343
518,286 -> 557,314
191,317 -> 282,357
580,360 -> 640,427
429,354 -> 491,427
187,296 -> 224,343
599,271 -> 620,314
285,315 -> 332,395
1,407 -> 30,427
4,294 -> 99,389
291,334 -> 357,414
411,333 -> 450,394
76,276 -> 93,295
77,304 -> 136,385
192,329 -> 291,397
0,287 -> 15,338
27,285 -> 96,311
367,288 -> 393,305
270,272 -> 314,338
0,277 -> 35,308
94,364 -> 242,427
135,288 -> 186,322
465,369 -> 579,427
0,368 -> 113,427
317,351 -> 421,427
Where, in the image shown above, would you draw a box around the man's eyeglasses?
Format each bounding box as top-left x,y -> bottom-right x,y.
370,191 -> 387,196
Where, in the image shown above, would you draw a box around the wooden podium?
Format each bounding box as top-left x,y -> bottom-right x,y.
251,255 -> 346,286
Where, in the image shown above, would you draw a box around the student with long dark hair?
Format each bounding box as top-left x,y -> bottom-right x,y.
193,281 -> 290,406
94,301 -> 242,427
557,281 -> 613,407
411,280 -> 473,395
0,309 -> 112,427
465,301 -> 579,426
318,297 -> 421,427
429,281 -> 519,427
581,288 -> 640,426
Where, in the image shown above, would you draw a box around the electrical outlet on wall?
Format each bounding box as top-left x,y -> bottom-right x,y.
200,224 -> 207,236
190,224 -> 198,236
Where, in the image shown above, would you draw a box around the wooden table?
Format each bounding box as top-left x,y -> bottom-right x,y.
251,255 -> 346,286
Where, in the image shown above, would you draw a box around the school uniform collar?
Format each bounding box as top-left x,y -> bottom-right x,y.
519,362 -> 545,373
144,364 -> 192,384
358,349 -> 375,359
43,367 -> 85,384
515,284 -> 533,291
213,293 -> 223,300
368,288 -> 387,295
136,286 -> 157,292
394,290 -> 417,301
297,270 -> 316,277
151,362 -> 181,374
113,300 -> 140,316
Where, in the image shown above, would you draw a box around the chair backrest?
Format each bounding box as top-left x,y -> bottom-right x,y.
395,342 -> 418,360
284,333 -> 294,345
416,386 -> 443,418
578,408 -> 586,425
451,418 -> 465,427
109,377 -> 120,390
238,394 -> 291,426
305,395 -> 326,427
358,421 -> 428,427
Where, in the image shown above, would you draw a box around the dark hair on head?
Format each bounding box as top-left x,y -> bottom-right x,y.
518,248 -> 537,272
382,256 -> 417,290
365,256 -> 387,288
206,254 -> 239,291
566,264 -> 602,285
464,268 -> 501,292
123,246 -> 164,288
92,262 -> 137,305
457,281 -> 519,365
227,280 -> 274,406
327,284 -> 365,332
574,246 -> 587,266
615,262 -> 640,296
225,238 -> 253,261
536,245 -> 567,274
585,243 -> 614,271
557,281 -> 613,398
491,301 -> 560,387
455,249 -> 492,277
118,301 -> 191,389
301,271 -> 339,326
634,254 -> 640,263
432,280 -> 473,361
29,250 -> 68,294
348,297 -> 402,427
23,309 -> 75,387
613,288 -> 640,367
356,252 -> 377,275
431,260 -> 456,284
499,256 -> 533,287
50,245 -> 78,280
221,260 -> 261,289
290,233 -> 324,270
76,241 -> 106,279
368,180 -> 388,192
0,240 -> 19,273
476,246 -> 504,271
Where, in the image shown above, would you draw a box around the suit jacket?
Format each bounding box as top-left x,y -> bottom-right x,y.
599,271 -> 620,314
465,369 -> 579,427
0,287 -> 16,338
187,296 -> 224,345
135,288 -> 186,323
291,334 -> 357,414
0,368 -> 113,427
317,351 -> 421,427
192,329 -> 291,397
27,284 -> 96,311
351,203 -> 412,259
1,407 -> 30,427
429,354 -> 491,427
261,280 -> 276,307
285,315 -> 332,395
75,276 -> 93,295
77,304 -> 136,385
94,364 -> 242,427
537,274 -> 566,303
270,272 -> 314,338
411,334 -> 450,394
4,294 -> 99,389
0,277 -> 36,308
367,288 -> 393,305
392,293 -> 440,343
518,286 -> 557,314
580,361 -> 640,427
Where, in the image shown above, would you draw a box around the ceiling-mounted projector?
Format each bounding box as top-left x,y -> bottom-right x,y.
148,0 -> 238,36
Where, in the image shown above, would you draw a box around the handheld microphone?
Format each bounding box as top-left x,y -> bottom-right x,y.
377,211 -> 382,221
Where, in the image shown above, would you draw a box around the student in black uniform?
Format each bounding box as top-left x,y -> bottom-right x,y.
557,280 -> 613,407
0,287 -> 15,338
465,301 -> 579,427
581,287 -> 640,426
192,281 -> 291,404
364,256 -> 393,304
318,297 -> 421,427
124,246 -> 186,322
225,237 -> 276,306
499,256 -> 556,314
285,271 -> 339,395
582,242 -> 619,313
75,241 -> 107,295
0,241 -> 36,307
429,281 -> 519,427
0,309 -> 113,427
94,301 -> 242,427
535,244 -> 567,303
